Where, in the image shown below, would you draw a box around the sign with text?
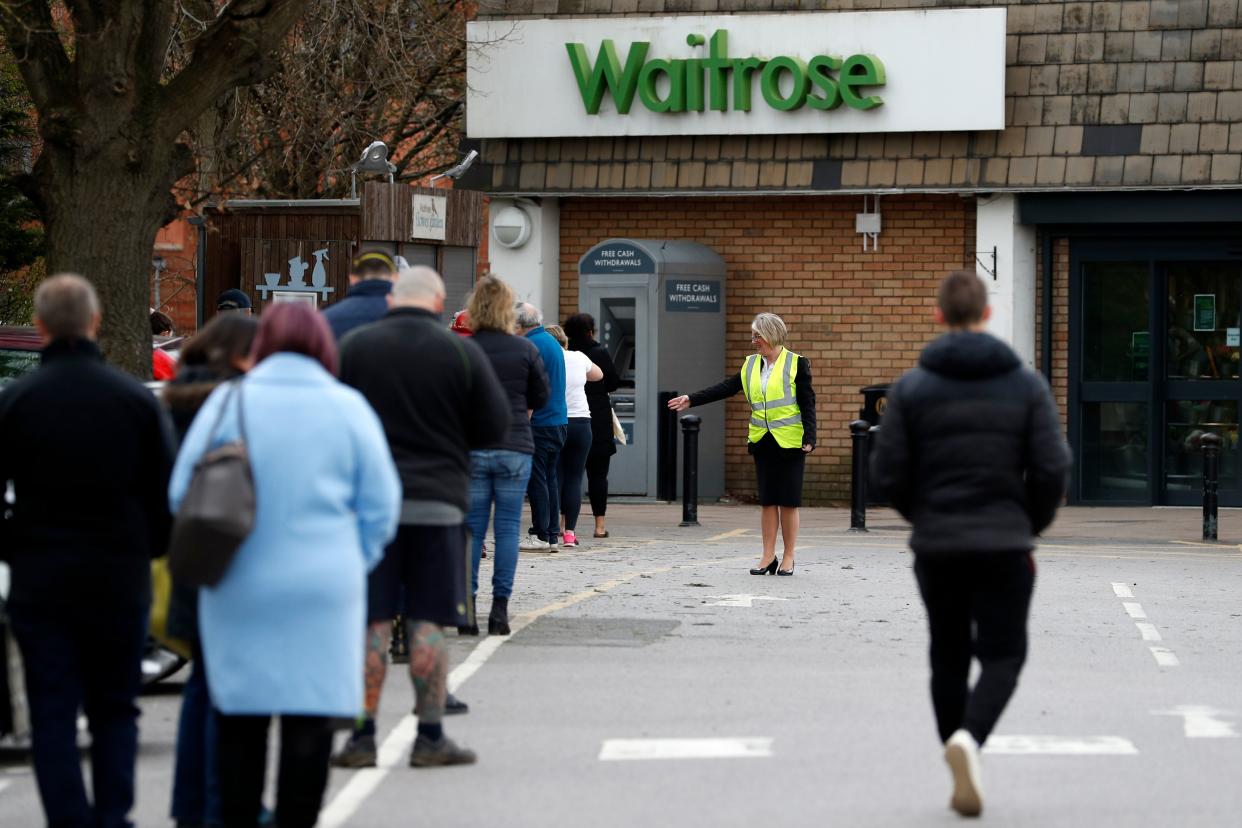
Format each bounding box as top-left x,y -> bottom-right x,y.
666,279 -> 721,313
467,9 -> 1005,138
411,194 -> 447,241
579,243 -> 655,275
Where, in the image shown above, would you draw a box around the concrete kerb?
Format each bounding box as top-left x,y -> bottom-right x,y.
582,502 -> 1242,549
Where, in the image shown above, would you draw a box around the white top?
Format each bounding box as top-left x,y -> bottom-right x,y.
564,350 -> 594,419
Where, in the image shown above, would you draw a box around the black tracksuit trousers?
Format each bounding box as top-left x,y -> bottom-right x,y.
913,552 -> 1036,746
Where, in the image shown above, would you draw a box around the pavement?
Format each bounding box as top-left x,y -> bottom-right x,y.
3,504 -> 1242,827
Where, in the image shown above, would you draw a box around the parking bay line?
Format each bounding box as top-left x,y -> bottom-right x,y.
320,553 -> 755,827
599,738 -> 773,761
984,736 -> 1139,755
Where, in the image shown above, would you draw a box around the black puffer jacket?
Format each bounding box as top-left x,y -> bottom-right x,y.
569,336 -> 621,453
471,329 -> 550,455
870,332 -> 1071,556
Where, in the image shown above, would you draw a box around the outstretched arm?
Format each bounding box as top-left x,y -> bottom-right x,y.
668,374 -> 745,410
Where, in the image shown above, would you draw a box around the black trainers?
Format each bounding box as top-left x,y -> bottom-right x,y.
330,732 -> 377,768
409,734 -> 477,767
445,693 -> 470,715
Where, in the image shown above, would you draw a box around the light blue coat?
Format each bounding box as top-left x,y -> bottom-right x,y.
169,353 -> 400,716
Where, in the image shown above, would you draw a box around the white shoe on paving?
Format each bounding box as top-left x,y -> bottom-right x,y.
944,729 -> 983,817
520,536 -> 552,552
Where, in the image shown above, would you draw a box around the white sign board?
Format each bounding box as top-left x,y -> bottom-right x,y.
467,9 -> 1006,139
411,194 -> 447,241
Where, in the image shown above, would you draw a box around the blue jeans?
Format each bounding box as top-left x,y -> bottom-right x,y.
527,425 -> 566,544
171,647 -> 221,826
467,450 -> 533,599
559,419 -> 593,532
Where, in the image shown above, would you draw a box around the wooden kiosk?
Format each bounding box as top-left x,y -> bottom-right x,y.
200,183 -> 484,326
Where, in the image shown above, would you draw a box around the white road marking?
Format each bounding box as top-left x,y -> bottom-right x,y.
599,738 -> 773,761
1111,582 -> 1134,598
0,780 -> 10,795
705,528 -> 750,541
1152,706 -> 1239,738
1123,602 -> 1147,619
706,594 -> 791,608
983,736 -> 1139,755
1150,647 -> 1180,667
1135,622 -> 1162,642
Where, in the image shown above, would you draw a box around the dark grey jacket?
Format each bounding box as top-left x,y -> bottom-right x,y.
870,332 -> 1071,556
339,308 -> 510,511
471,330 -> 550,455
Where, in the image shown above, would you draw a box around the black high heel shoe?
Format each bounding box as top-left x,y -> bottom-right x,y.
750,558 -> 778,575
777,560 -> 795,576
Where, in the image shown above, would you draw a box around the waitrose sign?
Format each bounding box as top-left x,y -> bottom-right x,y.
467,9 -> 1005,139
567,30 -> 885,115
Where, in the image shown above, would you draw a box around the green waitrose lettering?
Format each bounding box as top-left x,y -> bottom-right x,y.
565,30 -> 885,115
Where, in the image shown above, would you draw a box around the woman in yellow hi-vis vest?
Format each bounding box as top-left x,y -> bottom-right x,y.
668,313 -> 817,575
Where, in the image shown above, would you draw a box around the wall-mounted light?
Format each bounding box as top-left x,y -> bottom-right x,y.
351,141 -> 396,197
492,203 -> 532,249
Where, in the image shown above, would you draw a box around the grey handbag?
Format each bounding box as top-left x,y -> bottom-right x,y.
168,381 -> 255,588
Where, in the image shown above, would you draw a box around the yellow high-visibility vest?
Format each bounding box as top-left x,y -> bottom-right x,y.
740,348 -> 804,449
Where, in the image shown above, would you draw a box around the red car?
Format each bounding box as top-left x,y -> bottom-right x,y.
0,326 -> 42,389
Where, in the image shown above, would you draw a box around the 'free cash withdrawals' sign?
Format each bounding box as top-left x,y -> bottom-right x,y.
666,280 -> 720,313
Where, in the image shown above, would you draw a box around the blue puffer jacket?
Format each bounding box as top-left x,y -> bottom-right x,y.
322,279 -> 391,341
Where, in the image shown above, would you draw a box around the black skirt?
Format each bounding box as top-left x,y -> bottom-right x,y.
750,432 -> 806,507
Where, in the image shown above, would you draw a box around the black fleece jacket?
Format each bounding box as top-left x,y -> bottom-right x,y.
869,331 -> 1071,556
0,339 -> 174,609
339,307 -> 510,511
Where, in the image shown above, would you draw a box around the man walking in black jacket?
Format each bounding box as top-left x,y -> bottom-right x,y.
871,270 -> 1070,818
332,266 -> 509,769
0,274 -> 175,828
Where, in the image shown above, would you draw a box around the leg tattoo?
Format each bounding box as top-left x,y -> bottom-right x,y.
406,620 -> 447,725
364,622 -> 391,718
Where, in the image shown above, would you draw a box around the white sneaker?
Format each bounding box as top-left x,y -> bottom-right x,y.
519,536 -> 552,552
944,729 -> 983,817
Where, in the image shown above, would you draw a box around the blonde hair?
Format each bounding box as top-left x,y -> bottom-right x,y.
467,275 -> 517,333
751,313 -> 788,348
544,324 -> 568,349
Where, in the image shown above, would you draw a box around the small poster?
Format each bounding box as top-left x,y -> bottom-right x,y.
1194,294 -> 1216,331
411,194 -> 447,241
271,291 -> 318,308
1229,328 -> 1240,348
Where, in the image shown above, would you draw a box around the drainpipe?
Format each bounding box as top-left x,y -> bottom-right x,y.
188,215 -> 207,330
1041,232 -> 1053,384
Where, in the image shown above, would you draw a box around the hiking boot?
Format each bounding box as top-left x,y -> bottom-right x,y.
331,732 -> 377,768
944,729 -> 983,817
409,734 -> 477,767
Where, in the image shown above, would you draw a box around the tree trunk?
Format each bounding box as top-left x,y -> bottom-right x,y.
39,148 -> 172,379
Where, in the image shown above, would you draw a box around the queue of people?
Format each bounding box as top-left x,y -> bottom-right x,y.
0,260 -> 1065,825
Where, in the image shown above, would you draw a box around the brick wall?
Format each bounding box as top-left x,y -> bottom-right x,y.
558,194 -> 973,503
475,0 -> 1242,194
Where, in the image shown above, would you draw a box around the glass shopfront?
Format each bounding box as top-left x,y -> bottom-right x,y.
1071,240 -> 1242,505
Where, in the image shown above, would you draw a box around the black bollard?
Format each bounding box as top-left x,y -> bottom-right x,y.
1202,432 -> 1222,541
657,391 -> 679,502
849,419 -> 872,532
680,414 -> 701,527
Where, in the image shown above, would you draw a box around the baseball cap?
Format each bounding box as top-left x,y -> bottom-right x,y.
351,249 -> 397,273
216,289 -> 253,311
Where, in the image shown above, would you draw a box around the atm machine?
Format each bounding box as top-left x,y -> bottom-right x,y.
578,239 -> 727,499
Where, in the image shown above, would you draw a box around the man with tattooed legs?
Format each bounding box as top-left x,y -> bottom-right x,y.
332,266 -> 510,768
